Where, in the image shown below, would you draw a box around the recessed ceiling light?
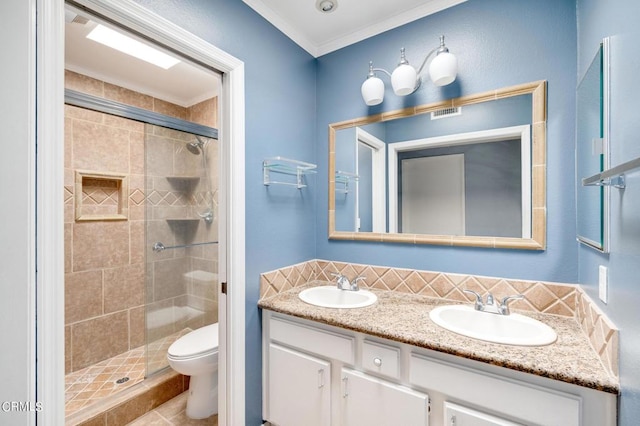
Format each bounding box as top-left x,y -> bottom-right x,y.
86,24 -> 180,70
316,0 -> 338,13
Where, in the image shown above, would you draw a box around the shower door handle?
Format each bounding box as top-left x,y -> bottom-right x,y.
152,241 -> 218,252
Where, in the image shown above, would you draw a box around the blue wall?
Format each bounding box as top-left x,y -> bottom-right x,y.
316,0 -> 578,283
576,0 -> 640,423
126,0 -> 640,423
131,1 -> 317,423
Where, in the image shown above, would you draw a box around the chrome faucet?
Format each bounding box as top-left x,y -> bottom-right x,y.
463,289 -> 524,315
331,273 -> 364,291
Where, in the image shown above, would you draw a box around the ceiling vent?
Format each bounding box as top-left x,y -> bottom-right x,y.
65,10 -> 89,25
431,106 -> 461,120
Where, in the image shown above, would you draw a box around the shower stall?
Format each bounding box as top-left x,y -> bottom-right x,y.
144,123 -> 219,376
63,84 -> 220,419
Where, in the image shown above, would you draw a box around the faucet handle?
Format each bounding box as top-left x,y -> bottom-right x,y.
351,276 -> 366,290
331,272 -> 350,289
463,289 -> 484,311
499,294 -> 524,315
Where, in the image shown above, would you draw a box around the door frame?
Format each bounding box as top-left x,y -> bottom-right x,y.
36,0 -> 246,424
388,125 -> 531,236
355,127 -> 386,233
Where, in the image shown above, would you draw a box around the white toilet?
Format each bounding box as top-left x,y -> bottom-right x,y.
167,323 -> 219,419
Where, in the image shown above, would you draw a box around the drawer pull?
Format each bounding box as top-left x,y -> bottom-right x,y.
318,368 -> 325,388
342,376 -> 349,398
373,357 -> 382,367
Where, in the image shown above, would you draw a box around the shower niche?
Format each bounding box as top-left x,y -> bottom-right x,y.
74,170 -> 129,221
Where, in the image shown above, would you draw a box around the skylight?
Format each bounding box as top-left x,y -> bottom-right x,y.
86,24 -> 180,70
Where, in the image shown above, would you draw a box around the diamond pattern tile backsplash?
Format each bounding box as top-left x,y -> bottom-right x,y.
260,259 -> 619,379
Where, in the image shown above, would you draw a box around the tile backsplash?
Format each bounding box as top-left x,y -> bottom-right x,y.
260,259 -> 619,379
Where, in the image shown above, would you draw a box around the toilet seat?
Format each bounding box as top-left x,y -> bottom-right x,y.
168,323 -> 219,360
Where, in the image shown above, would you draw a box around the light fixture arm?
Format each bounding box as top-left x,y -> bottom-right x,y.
416,35 -> 448,75
361,35 -> 456,106
367,61 -> 392,78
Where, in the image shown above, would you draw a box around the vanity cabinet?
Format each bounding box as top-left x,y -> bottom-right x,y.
262,311 -> 616,426
267,344 -> 331,426
340,368 -> 429,425
443,402 -> 520,426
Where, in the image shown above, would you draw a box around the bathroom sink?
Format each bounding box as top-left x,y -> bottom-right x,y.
298,286 -> 377,309
429,304 -> 557,346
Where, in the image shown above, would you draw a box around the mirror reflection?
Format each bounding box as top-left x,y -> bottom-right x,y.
576,39 -> 610,253
329,81 -> 547,250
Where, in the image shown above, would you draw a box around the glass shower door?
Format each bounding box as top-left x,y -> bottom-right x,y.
144,123 -> 219,375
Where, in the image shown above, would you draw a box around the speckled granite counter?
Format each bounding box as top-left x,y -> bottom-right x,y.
258,281 -> 619,394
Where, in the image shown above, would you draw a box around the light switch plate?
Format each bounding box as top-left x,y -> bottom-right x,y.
599,265 -> 608,303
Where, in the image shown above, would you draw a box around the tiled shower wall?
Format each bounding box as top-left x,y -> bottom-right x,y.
64,70 -> 218,374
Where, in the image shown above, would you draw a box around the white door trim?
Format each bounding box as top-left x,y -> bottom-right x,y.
36,1 -> 246,424
356,128 -> 387,233
388,125 -> 531,236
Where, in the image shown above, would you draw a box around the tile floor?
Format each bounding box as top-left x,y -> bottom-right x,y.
127,391 -> 218,425
65,330 -> 190,416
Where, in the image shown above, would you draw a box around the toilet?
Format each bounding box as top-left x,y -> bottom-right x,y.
167,323 -> 219,419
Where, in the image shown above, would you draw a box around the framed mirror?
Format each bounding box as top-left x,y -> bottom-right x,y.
328,80 -> 547,250
576,38 -> 610,253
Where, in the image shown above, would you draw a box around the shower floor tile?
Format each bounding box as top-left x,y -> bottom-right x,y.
65,330 -> 190,417
65,346 -> 145,415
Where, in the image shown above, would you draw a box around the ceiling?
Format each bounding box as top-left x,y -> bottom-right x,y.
243,0 -> 467,57
65,8 -> 220,108
64,1 -> 465,106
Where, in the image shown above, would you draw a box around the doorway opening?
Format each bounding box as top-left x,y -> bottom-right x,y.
37,1 -> 246,423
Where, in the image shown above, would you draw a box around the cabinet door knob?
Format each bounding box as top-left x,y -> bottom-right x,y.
373,357 -> 382,367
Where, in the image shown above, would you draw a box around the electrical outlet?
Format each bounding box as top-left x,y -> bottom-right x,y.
599,265 -> 608,304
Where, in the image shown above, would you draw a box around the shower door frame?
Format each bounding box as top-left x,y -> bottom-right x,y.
36,0 -> 246,424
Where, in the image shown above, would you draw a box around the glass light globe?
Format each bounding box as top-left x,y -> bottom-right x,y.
391,63 -> 418,96
429,51 -> 457,86
361,76 -> 384,106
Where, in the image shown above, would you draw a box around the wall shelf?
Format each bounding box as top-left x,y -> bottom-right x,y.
582,156 -> 640,189
335,171 -> 359,194
263,156 -> 317,189
165,218 -> 201,223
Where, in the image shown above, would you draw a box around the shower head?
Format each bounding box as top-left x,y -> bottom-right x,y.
186,136 -> 208,154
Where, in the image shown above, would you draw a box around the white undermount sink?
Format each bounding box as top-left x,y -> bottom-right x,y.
298,286 -> 377,309
429,304 -> 557,346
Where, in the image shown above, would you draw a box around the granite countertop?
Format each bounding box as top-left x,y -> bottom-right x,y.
258,281 -> 619,394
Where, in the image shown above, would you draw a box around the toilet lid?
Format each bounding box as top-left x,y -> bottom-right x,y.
168,323 -> 219,358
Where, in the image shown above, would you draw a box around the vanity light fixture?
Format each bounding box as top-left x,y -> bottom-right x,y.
361,35 -> 457,106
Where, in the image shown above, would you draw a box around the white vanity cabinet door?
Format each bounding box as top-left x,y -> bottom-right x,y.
268,344 -> 331,426
444,402 -> 522,426
341,368 -> 429,426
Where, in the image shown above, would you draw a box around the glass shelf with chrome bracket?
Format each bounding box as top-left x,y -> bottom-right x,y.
263,156 -> 317,189
335,171 -> 359,194
582,156 -> 640,189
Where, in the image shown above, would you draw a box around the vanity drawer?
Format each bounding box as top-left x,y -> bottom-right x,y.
270,316 -> 354,364
362,340 -> 400,379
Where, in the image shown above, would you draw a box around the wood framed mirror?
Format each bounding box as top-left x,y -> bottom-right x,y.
328,80 -> 547,250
